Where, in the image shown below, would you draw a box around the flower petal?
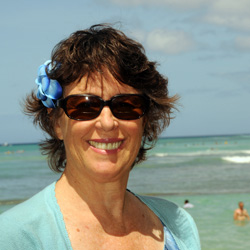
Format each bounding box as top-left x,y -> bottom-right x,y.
35,60 -> 62,108
37,87 -> 47,101
37,64 -> 46,77
44,79 -> 62,99
41,76 -> 50,93
35,78 -> 41,85
42,98 -> 56,108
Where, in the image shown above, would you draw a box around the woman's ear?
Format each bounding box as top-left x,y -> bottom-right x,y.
54,118 -> 64,140
48,108 -> 64,140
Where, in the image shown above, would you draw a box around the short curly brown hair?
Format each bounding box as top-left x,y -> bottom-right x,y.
24,24 -> 178,172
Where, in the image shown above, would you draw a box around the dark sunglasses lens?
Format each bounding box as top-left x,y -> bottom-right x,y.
111,95 -> 148,120
65,96 -> 101,120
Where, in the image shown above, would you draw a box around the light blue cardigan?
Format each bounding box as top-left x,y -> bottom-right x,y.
0,182 -> 200,250
133,192 -> 200,250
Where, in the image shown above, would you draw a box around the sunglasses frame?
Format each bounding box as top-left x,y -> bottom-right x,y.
56,94 -> 150,121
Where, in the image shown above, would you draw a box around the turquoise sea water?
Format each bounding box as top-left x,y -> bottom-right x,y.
1,134 -> 250,249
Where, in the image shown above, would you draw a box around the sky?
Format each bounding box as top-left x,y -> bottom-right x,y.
1,0 -> 250,144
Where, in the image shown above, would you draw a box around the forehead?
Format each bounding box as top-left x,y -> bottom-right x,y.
64,70 -> 139,97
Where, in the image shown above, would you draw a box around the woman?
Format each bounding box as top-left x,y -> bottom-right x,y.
0,24 -> 200,249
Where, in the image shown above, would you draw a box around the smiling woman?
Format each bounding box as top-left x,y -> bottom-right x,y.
0,24 -> 200,250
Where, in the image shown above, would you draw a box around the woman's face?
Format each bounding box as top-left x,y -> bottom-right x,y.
55,71 -> 144,183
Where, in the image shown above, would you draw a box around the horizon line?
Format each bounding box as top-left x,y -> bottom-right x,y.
1,132 -> 250,146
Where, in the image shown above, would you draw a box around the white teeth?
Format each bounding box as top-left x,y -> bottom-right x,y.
89,141 -> 122,150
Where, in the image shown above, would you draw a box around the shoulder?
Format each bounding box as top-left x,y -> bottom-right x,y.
0,183 -> 60,249
0,182 -> 55,222
234,208 -> 240,213
136,195 -> 193,225
135,194 -> 201,250
184,203 -> 194,208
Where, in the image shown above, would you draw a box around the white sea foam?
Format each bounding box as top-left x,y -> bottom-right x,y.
154,153 -> 168,157
242,150 -> 250,154
150,149 -> 250,158
222,156 -> 250,164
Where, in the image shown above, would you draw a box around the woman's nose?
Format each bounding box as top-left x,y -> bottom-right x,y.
95,106 -> 118,131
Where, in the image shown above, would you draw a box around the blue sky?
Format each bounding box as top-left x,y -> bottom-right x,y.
1,0 -> 250,144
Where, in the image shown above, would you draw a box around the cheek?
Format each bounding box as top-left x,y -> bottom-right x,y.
127,120 -> 144,142
54,115 -> 78,141
61,120 -> 94,145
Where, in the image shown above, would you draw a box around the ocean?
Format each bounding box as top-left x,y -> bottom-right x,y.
1,134 -> 250,249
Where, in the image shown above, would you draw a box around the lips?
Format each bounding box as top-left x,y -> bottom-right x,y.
88,140 -> 122,150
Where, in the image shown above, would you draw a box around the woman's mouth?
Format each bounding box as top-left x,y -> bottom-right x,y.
88,140 -> 122,150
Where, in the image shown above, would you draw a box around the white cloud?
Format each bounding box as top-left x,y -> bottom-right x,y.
107,0 -> 210,9
209,0 -> 250,14
146,29 -> 195,54
235,36 -> 250,51
130,29 -> 146,44
108,0 -> 250,31
204,0 -> 250,31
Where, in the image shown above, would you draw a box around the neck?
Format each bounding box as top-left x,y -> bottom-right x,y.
56,166 -> 131,221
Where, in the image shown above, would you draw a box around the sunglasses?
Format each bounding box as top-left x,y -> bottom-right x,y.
56,94 -> 150,121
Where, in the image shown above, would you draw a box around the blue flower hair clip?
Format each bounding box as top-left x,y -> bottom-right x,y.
35,60 -> 62,108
